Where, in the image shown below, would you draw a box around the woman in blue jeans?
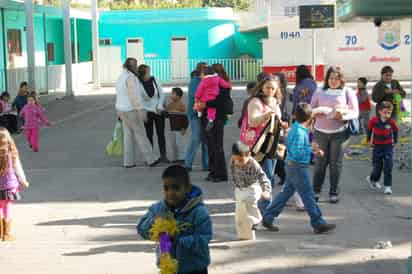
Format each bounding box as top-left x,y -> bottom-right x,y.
240,77 -> 286,213
184,63 -> 209,171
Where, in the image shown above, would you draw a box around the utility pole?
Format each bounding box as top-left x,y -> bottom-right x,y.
63,0 -> 73,96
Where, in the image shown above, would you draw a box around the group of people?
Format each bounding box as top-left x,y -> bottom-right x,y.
115,59 -> 234,184
135,63 -> 406,274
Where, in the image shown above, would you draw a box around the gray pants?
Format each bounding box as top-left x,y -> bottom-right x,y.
313,129 -> 350,196
119,110 -> 158,166
358,111 -> 370,134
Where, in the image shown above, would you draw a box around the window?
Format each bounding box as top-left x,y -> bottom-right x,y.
99,39 -> 111,46
47,43 -> 54,62
7,29 -> 22,56
284,6 -> 297,17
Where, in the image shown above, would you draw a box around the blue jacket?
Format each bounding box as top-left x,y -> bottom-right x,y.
137,185 -> 212,273
286,122 -> 312,164
12,95 -> 27,114
187,76 -> 201,118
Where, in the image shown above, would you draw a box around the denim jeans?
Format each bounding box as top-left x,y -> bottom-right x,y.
263,161 -> 327,228
370,145 -> 393,187
258,158 -> 276,213
313,130 -> 350,196
184,116 -> 208,170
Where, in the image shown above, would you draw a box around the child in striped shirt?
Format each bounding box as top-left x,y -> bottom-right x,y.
366,101 -> 398,195
229,141 -> 271,240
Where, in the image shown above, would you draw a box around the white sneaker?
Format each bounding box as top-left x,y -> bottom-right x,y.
384,186 -> 392,195
366,176 -> 382,190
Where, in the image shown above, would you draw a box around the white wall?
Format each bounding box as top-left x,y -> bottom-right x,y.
263,18 -> 411,81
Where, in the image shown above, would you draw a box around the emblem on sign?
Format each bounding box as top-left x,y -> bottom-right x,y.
378,22 -> 401,50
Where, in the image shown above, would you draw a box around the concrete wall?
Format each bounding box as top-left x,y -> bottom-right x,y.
263,17 -> 411,81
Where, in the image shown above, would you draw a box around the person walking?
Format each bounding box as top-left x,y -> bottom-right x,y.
184,62 -> 209,172
262,103 -> 336,234
115,58 -> 159,168
366,101 -> 398,195
137,64 -> 168,163
311,66 -> 359,203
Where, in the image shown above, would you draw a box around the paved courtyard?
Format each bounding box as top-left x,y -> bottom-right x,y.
0,86 -> 410,274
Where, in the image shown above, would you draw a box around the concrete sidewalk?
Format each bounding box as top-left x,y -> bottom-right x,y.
0,87 -> 409,274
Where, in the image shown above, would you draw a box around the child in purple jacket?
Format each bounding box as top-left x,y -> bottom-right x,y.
19,94 -> 51,152
0,127 -> 29,241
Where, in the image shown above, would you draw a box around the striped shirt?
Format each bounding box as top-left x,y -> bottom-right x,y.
229,157 -> 271,193
367,116 -> 398,145
286,122 -> 312,164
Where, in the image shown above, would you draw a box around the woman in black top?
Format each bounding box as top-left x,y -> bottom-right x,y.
137,64 -> 168,162
204,63 -> 232,182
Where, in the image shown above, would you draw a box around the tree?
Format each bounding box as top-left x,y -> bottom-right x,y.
99,0 -> 249,11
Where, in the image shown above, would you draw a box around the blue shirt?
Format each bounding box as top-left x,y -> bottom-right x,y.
187,76 -> 201,118
286,122 -> 312,164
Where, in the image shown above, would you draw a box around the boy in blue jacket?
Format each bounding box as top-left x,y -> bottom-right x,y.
262,103 -> 336,234
137,165 -> 212,274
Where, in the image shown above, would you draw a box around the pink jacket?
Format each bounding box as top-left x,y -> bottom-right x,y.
19,104 -> 50,129
0,100 -> 11,113
195,75 -> 231,103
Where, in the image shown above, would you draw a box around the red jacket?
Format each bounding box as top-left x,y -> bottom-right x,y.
357,88 -> 371,111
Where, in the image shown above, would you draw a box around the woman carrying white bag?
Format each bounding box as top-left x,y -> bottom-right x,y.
115,58 -> 160,168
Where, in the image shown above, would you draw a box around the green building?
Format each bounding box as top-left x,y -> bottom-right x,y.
0,0 -> 92,96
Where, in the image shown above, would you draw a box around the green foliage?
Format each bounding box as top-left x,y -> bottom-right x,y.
98,0 -> 248,11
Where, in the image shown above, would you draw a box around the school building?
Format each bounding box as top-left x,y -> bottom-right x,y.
97,8 -> 266,84
0,0 -> 93,97
3,0 -> 411,96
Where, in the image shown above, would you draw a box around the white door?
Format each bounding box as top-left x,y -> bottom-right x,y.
126,38 -> 144,65
171,37 -> 188,80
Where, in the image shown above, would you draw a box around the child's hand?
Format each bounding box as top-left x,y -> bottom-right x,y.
312,143 -> 324,157
314,149 -> 324,158
20,180 -> 29,189
280,121 -> 289,129
261,191 -> 271,201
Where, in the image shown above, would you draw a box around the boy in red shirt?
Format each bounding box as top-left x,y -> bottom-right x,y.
357,77 -> 371,134
366,101 -> 398,195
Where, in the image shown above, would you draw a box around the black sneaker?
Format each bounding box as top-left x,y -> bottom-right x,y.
315,193 -> 320,203
148,159 -> 161,167
212,177 -> 228,183
262,221 -> 279,232
313,223 -> 336,234
159,157 -> 170,164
